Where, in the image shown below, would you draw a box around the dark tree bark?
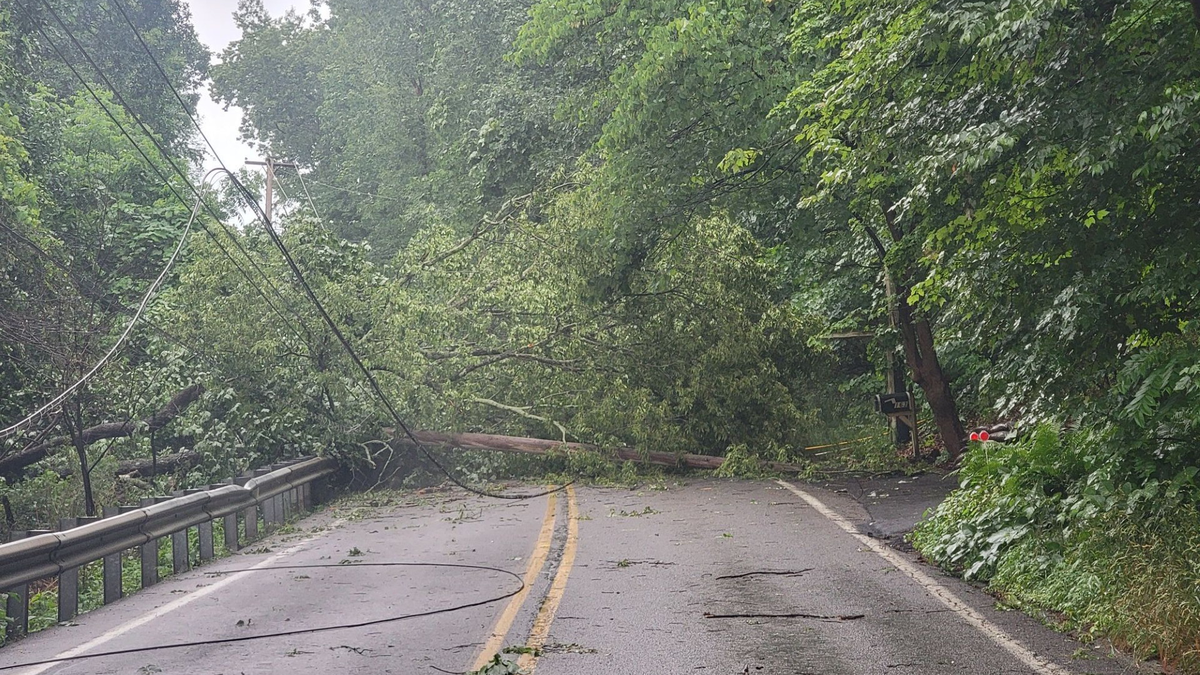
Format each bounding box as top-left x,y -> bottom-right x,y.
877,205 -> 967,461
73,436 -> 95,516
0,384 -> 205,479
894,290 -> 967,460
68,395 -> 97,517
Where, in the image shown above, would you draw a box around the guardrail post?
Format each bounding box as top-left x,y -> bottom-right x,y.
186,488 -> 215,563
4,531 -> 30,641
198,518 -> 214,563
252,469 -> 274,532
57,518 -> 79,623
263,494 -> 275,529
233,472 -> 258,542
299,482 -> 311,511
171,530 -> 189,574
269,465 -> 288,525
138,498 -> 160,588
223,510 -> 239,552
244,503 -> 259,541
273,492 -> 285,525
280,489 -> 290,523
100,507 -> 123,605
166,493 -> 190,574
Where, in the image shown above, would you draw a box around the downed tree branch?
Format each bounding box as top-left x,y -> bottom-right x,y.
389,430 -> 806,473
0,384 -> 205,479
48,447 -> 200,480
715,568 -> 813,581
114,450 -> 200,478
703,612 -> 865,621
469,398 -> 569,443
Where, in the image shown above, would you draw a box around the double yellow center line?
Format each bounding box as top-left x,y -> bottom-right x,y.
470,485 -> 580,674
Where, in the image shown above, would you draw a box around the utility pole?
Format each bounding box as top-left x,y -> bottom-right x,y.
246,157 -> 297,223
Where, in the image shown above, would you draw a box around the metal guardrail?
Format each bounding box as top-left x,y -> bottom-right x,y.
0,456 -> 337,640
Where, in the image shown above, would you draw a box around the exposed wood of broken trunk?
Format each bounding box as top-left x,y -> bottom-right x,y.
392,430 -> 806,473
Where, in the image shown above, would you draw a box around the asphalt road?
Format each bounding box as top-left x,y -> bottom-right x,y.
0,477 -> 1155,675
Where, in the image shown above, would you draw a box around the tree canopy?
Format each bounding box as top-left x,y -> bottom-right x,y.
3,0 -> 1200,660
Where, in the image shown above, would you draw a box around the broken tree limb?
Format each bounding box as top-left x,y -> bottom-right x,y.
390,430 -> 806,473
715,568 -> 813,580
0,384 -> 205,479
703,611 -> 865,621
468,398 -> 569,443
43,448 -> 200,480
114,450 -> 201,478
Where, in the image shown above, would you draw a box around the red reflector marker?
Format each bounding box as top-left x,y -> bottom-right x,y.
979,430 -> 990,442
970,432 -> 980,441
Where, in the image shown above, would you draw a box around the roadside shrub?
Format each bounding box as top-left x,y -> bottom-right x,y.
913,422 -> 1200,670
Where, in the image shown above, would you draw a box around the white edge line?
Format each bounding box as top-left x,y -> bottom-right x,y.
18,518 -> 347,675
774,479 -> 1074,675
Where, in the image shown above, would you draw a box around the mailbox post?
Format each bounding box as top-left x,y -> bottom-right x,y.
875,391 -> 920,458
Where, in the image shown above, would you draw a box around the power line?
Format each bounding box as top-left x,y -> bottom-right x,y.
25,0 -> 312,345
106,0 -> 319,340
0,561 -> 524,671
107,0 -> 227,171
0,170 -> 211,440
293,169 -> 323,220
305,177 -> 400,202
25,0 -> 568,499
221,169 -> 570,501
0,220 -> 224,371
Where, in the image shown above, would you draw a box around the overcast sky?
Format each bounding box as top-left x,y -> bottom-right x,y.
181,0 -> 311,174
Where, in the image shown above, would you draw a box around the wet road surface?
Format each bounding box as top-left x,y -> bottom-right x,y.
1,478 -> 1154,674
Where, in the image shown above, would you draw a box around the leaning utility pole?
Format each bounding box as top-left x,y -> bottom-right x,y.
246,157 -> 297,223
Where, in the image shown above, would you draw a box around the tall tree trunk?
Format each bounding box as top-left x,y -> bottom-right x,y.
876,203 -> 966,460
70,397 -> 96,517
892,279 -> 967,460
73,436 -> 96,517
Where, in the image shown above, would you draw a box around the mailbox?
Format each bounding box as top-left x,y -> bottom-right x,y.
874,392 -> 913,417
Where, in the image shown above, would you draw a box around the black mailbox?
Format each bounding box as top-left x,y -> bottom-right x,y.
874,392 -> 913,416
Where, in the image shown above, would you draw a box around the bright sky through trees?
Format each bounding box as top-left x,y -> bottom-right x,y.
182,0 -> 312,172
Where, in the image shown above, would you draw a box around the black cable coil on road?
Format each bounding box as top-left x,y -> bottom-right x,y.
0,561 -> 524,671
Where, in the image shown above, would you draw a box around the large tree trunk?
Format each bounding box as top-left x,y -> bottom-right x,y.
48,449 -> 200,480
893,285 -> 967,460
392,430 -> 807,473
0,384 -> 205,479
876,204 -> 967,461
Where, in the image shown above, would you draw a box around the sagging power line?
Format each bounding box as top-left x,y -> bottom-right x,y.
0,169 -> 213,440
12,0 -> 570,500
21,0 -> 314,347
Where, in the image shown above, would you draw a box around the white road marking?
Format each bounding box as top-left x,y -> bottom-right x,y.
774,479 -> 1074,675
18,519 -> 346,675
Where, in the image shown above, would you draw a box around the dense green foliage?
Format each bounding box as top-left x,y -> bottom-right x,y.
3,0 -> 1200,664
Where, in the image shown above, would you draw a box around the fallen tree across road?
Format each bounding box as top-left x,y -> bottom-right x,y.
390,430 -> 806,473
